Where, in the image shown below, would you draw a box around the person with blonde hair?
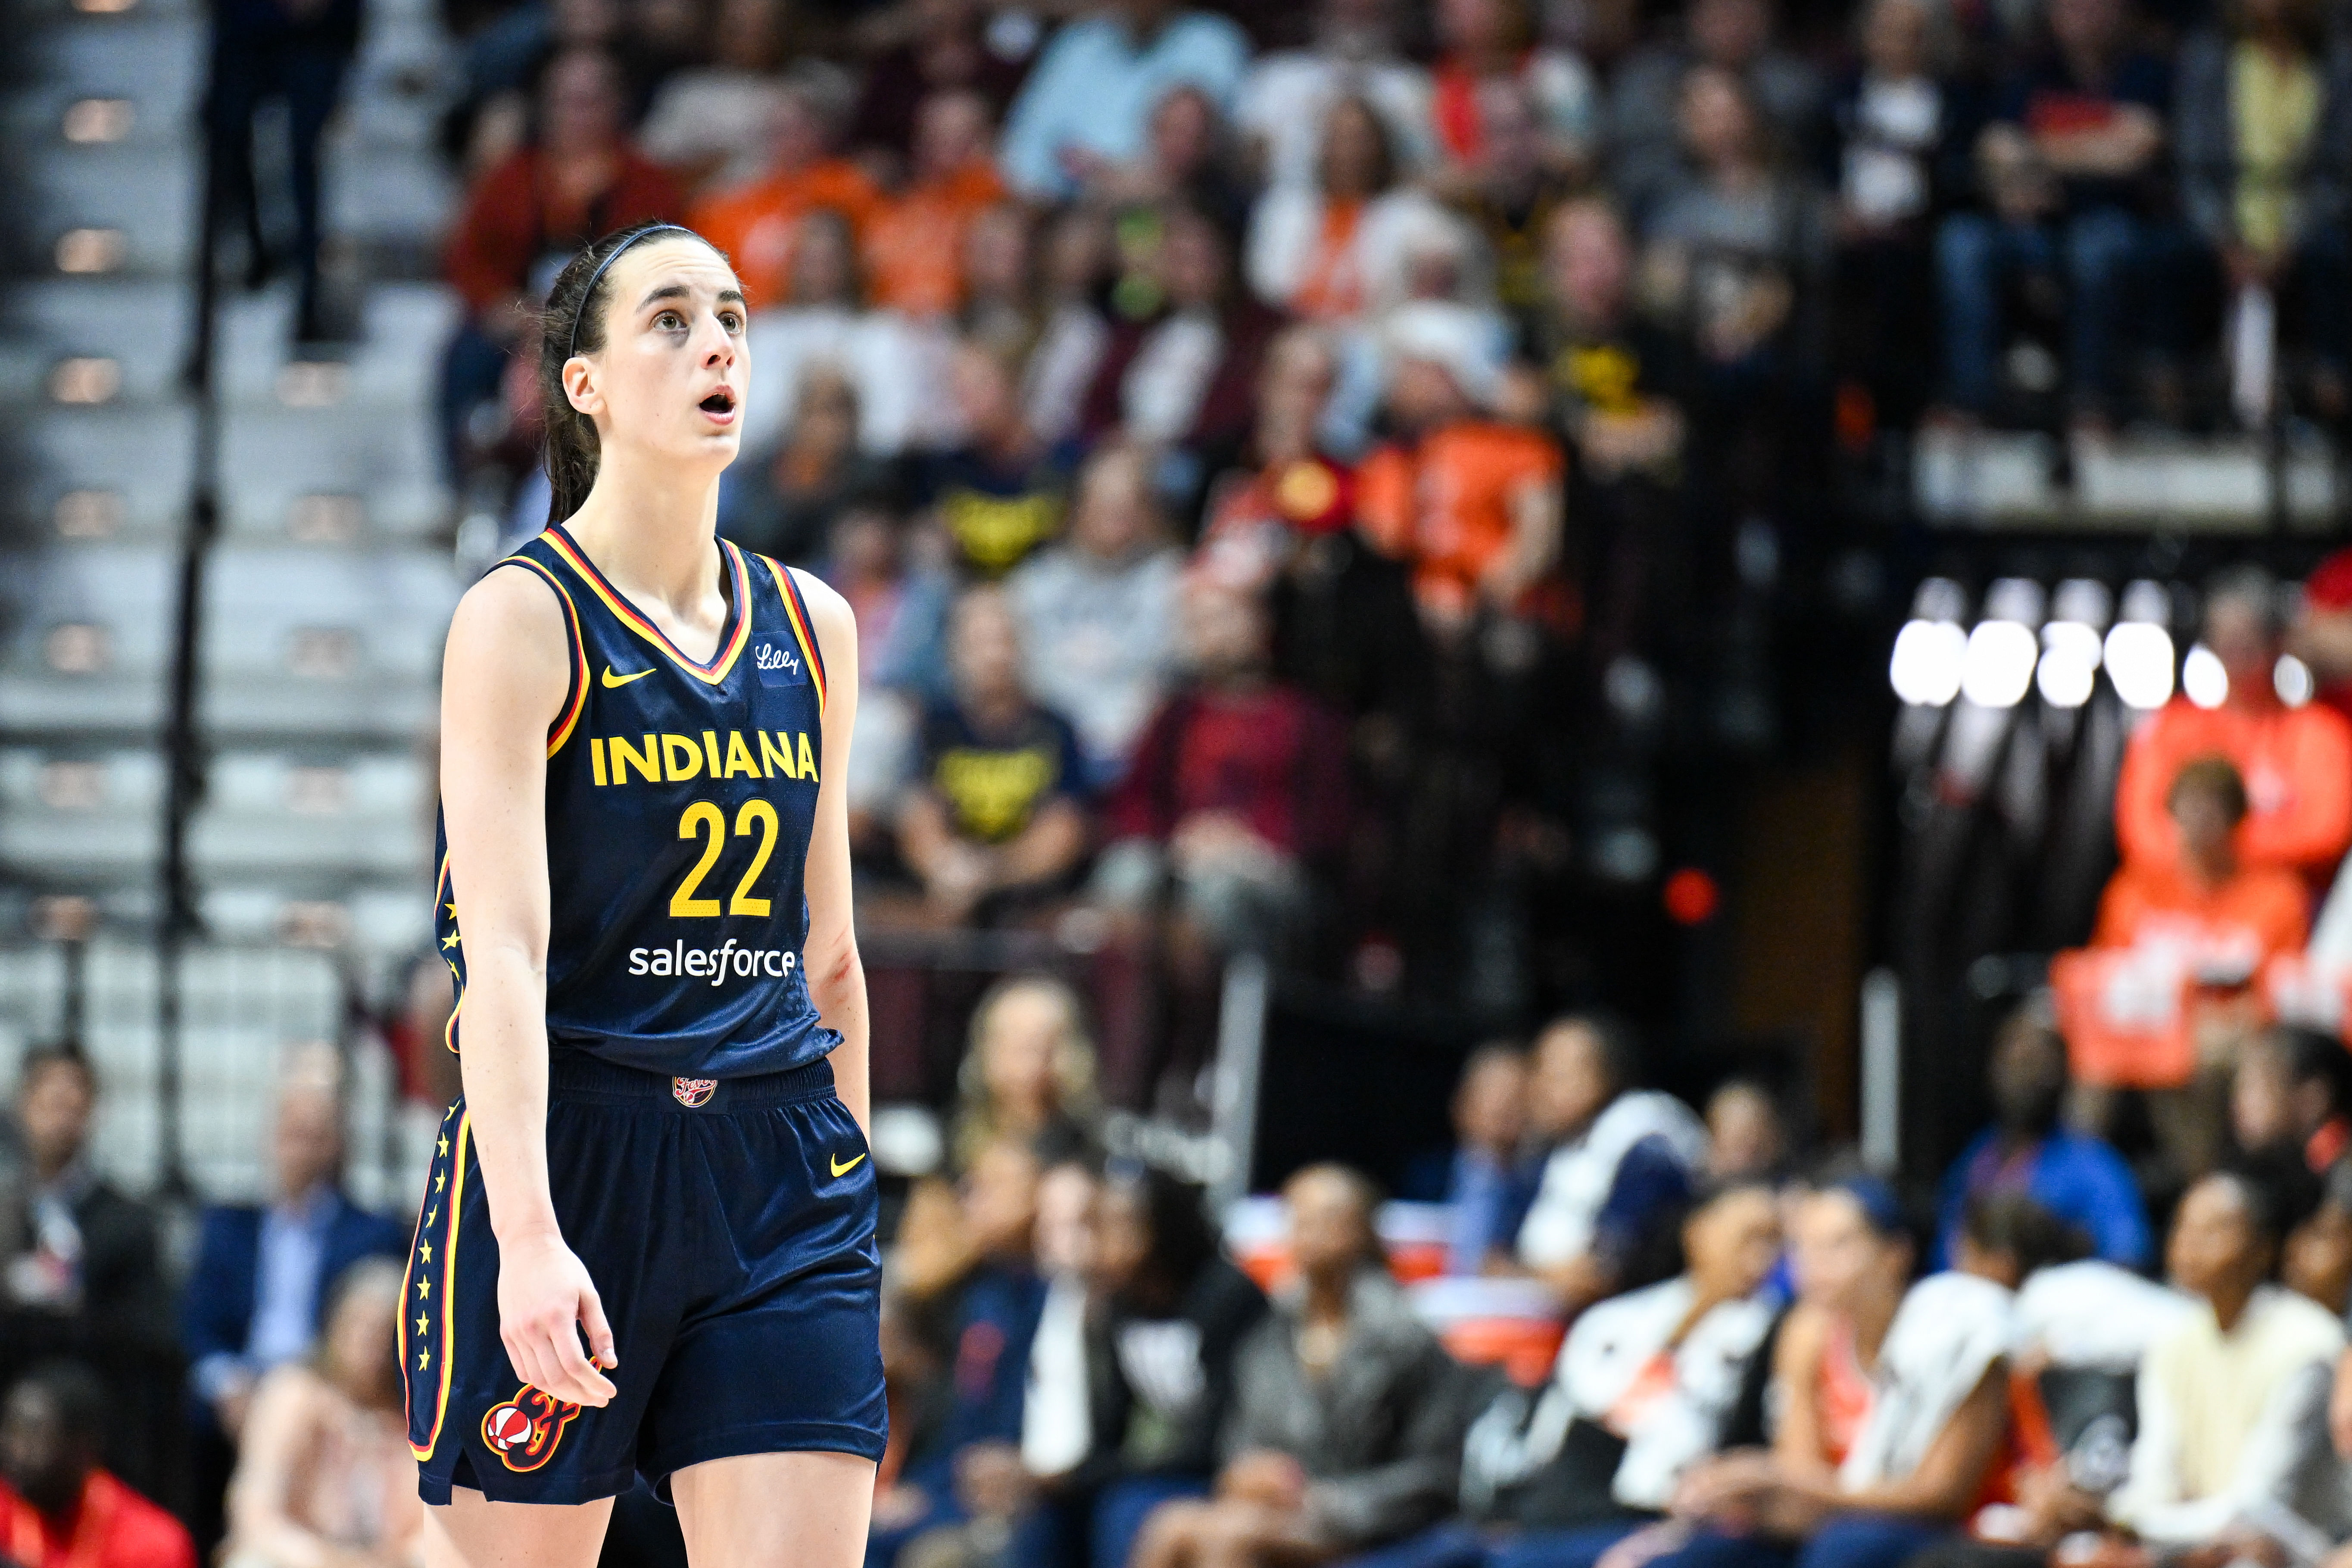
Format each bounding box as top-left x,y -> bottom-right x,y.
222,1258 -> 422,1568
950,974 -> 1104,1171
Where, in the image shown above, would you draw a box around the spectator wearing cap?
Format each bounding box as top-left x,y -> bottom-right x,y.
997,0 -> 1249,204
438,47 -> 684,480
2234,1027 -> 2352,1173
2115,567 -> 2352,885
889,586 -> 1092,930
0,1052 -> 176,1503
1934,0 -> 2171,429
1513,1016 -> 1708,1313
0,1362 -> 195,1568
862,92 -> 1011,321
1934,1007 -> 2153,1270
1356,305 -> 1566,640
1130,1165 -> 1472,1568
1608,0 -> 1827,224
690,68 -> 884,308
1234,0 -> 1434,193
1089,580 -> 1352,1111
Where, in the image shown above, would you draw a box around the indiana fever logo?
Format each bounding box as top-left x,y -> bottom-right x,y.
480,1386 -> 583,1471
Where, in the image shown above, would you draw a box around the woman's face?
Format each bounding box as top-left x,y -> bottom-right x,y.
541,51 -> 625,156
1686,1188 -> 1783,1300
964,206 -> 1033,302
1681,69 -> 1758,168
1071,452 -> 1154,557
981,988 -> 1068,1119
1036,1164 -> 1100,1278
2169,1175 -> 2264,1302
1790,1190 -> 1900,1314
323,1278 -> 401,1408
1151,87 -> 1217,178
576,238 -> 748,474
1320,101 -> 1386,198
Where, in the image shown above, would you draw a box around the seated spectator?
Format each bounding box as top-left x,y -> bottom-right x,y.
690,67 -> 883,307
997,0 -> 1250,204
1643,66 -> 1831,383
1438,1044 -> 1537,1275
438,47 -> 684,478
959,202 -> 1044,364
1934,0 -> 2169,429
1070,84 -> 1253,239
921,340 -> 1074,577
2284,1158 -> 2352,1315
847,0 -> 1032,161
1513,1015 -> 1708,1312
863,92 -> 1011,320
184,1067 -> 405,1541
1460,1180 -> 1783,1561
1025,208 -> 1119,446
1828,0 -> 1970,426
0,1361 -> 195,1568
1234,0 -> 1434,192
874,1138 -> 1052,1567
1609,0 -> 1827,223
1704,1081 -> 1787,1182
1005,443 -> 1185,782
1588,1178 -> 2013,1568
947,976 -> 1103,1172
2077,1167 -> 2347,1550
2114,566 -> 2352,884
1935,1006 -> 2153,1269
890,587 -> 1092,929
1947,1190 -> 2090,1291
633,0 -> 787,193
719,366 -> 904,564
1080,207 -> 1286,488
2233,1026 -> 2352,1171
2173,0 -> 2352,415
1017,1167 -> 1270,1568
1130,1165 -> 1469,1568
1356,310 -> 1566,639
1248,97 -> 1449,324
1425,0 -> 1594,181
1092,582 -> 1352,1110
739,210 -> 957,459
219,1259 -> 419,1568
1442,79 -> 1584,319
2290,548 -> 2352,730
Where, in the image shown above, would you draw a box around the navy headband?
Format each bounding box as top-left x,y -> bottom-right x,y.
565,224 -> 697,362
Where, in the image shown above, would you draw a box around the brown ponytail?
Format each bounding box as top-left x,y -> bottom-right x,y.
536,221 -> 711,526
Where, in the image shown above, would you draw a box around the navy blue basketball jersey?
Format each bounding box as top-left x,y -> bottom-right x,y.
432,524 -> 840,1079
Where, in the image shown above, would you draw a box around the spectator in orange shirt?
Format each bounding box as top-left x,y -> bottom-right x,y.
864,90 -> 1010,318
437,47 -> 683,480
1,1362 -> 195,1568
2114,567 -> 2352,884
1354,307 -> 1566,636
2095,756 -> 2310,970
689,68 -> 884,307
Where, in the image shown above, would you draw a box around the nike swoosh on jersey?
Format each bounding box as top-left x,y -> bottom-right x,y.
601,665 -> 654,688
830,1152 -> 867,1178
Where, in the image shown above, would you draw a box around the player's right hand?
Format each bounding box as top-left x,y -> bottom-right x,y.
496,1229 -> 619,1406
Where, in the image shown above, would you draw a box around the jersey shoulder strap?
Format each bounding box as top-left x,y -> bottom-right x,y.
487,533 -> 588,758
757,555 -> 830,714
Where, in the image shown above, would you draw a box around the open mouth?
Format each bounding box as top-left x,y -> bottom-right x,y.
699,389 -> 736,416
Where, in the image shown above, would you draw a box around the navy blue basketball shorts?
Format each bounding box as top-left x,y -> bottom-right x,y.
401,1054 -> 887,1505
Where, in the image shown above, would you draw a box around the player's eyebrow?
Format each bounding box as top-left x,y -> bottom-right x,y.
636,284 -> 748,311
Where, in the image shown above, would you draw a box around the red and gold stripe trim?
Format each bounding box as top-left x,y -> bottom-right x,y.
539,527 -> 752,685
763,557 -> 827,714
495,557 -> 589,756
403,1107 -> 471,1460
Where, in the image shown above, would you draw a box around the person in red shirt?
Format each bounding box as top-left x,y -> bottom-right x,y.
861,91 -> 1009,318
1,1362 -> 195,1568
2289,545 -> 2352,729
2113,566 -> 2352,885
437,47 -> 684,480
689,72 -> 885,308
1090,581 -> 1351,1108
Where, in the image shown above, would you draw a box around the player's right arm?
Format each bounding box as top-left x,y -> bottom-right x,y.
439,565 -> 619,1408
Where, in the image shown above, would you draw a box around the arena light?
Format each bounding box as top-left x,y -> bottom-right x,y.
2182,643 -> 2229,709
2104,623 -> 2176,710
1960,620 -> 2037,708
2277,654 -> 2316,708
1890,619 -> 1966,707
2037,621 -> 2102,709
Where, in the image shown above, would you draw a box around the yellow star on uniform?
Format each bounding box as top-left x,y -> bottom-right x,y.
416,1277 -> 430,1299
418,1239 -> 433,1264
446,902 -> 457,917
434,1171 -> 446,1192
426,1206 -> 438,1225
416,1313 -> 430,1335
437,1134 -> 449,1156
417,1349 -> 430,1369
441,932 -> 460,950
443,1104 -> 456,1121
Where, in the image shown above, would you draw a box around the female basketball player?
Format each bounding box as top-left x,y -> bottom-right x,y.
404,221 -> 879,1568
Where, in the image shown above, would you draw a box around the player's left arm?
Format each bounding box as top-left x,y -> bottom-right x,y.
796,568 -> 870,1136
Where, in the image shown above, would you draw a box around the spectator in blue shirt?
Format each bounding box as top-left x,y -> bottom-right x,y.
998,0 -> 1251,203
1935,1007 -> 2153,1270
1438,1043 -> 1538,1275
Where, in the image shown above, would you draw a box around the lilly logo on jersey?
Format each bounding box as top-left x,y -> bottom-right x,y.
481,1386 -> 582,1472
754,642 -> 800,674
628,938 -> 800,985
